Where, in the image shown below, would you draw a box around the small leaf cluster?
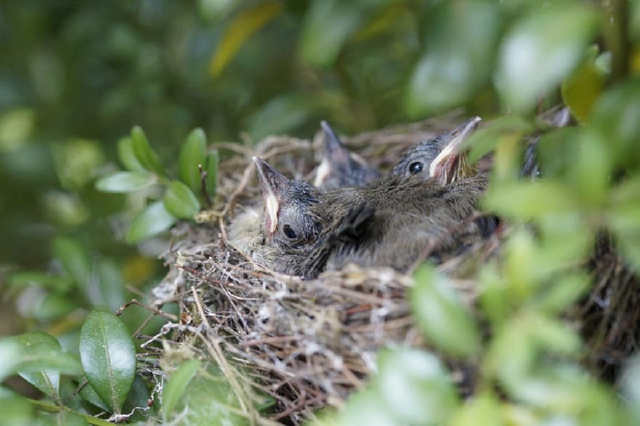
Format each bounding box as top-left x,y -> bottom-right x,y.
0,312 -> 138,425
95,127 -> 219,243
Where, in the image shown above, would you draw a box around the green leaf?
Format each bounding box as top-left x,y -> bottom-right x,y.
0,336 -> 83,382
590,78 -> 640,170
163,181 -> 201,219
30,293 -> 77,321
179,128 -> 207,192
561,46 -> 606,123
299,0 -> 362,67
123,375 -> 150,422
376,348 -> 459,424
335,388 -> 396,426
53,237 -> 90,288
533,273 -> 590,314
126,201 -> 176,243
16,332 -> 62,398
622,354 -> 640,422
117,136 -> 145,172
406,0 -> 500,115
209,1 -> 283,77
95,171 -> 155,193
79,380 -> 110,411
495,4 -> 599,112
0,392 -> 33,425
96,259 -> 126,312
79,311 -> 136,413
449,393 -> 502,426
482,180 -> 578,219
205,150 -> 219,199
463,116 -> 533,164
247,94 -> 312,142
410,264 -> 481,358
567,129 -> 611,206
130,126 -> 164,175
163,359 -> 200,419
8,271 -> 73,293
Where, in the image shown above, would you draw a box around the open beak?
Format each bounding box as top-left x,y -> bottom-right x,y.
429,116 -> 481,184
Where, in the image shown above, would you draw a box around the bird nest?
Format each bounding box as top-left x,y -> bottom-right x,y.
147,115 -> 638,424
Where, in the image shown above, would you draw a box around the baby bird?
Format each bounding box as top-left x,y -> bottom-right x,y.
391,116 -> 481,183
314,121 -> 380,189
251,119 -> 486,278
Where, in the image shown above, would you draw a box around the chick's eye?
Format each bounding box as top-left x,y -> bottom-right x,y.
282,224 -> 297,239
409,161 -> 423,175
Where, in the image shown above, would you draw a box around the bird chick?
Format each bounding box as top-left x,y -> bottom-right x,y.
391,117 -> 481,183
314,121 -> 380,189
251,118 -> 485,278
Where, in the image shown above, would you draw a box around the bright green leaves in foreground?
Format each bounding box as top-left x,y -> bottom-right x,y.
411,265 -> 480,359
322,347 -> 459,426
407,0 -> 501,115
96,126 -> 219,243
495,2 -> 599,113
161,358 -> 273,424
79,311 -> 136,413
162,359 -> 200,419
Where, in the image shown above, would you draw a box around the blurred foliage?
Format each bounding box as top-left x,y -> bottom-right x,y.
2,0 -> 640,424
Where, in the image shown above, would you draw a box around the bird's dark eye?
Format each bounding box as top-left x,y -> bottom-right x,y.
283,224 -> 297,239
409,161 -> 423,175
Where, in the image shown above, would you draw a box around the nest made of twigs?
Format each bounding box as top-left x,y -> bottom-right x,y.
147,115 -> 638,424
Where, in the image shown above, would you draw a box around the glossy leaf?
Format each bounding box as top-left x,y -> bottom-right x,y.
205,150 -> 219,198
495,4 -> 598,112
79,311 -> 136,413
178,128 -> 207,192
16,332 -> 62,398
407,0 -> 500,115
163,359 -> 200,419
126,201 -> 177,243
79,379 -> 110,411
0,336 -> 82,382
163,180 -> 201,219
117,136 -> 145,172
376,347 -> 459,424
410,265 -> 481,358
95,171 -> 155,193
130,126 -> 164,175
123,375 -> 151,422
